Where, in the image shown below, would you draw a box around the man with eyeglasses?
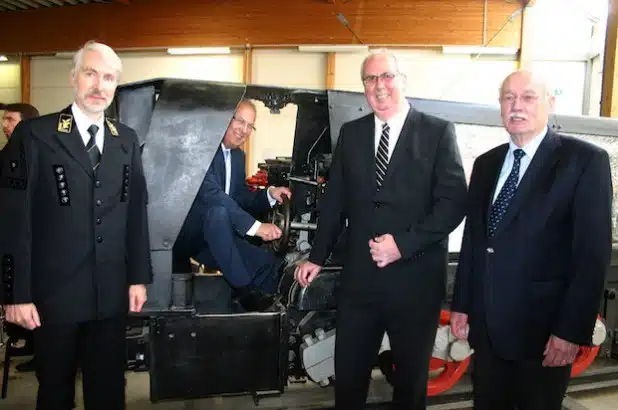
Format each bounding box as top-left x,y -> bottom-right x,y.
450,69 -> 612,409
295,49 -> 467,409
175,99 -> 291,312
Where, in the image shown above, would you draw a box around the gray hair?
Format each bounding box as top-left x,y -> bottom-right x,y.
71,40 -> 123,80
499,69 -> 555,101
360,48 -> 402,79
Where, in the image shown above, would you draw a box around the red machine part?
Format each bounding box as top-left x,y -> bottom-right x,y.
378,309 -> 471,396
246,169 -> 268,190
570,315 -> 603,377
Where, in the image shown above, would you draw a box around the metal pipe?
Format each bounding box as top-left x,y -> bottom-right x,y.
290,221 -> 318,231
288,176 -> 320,186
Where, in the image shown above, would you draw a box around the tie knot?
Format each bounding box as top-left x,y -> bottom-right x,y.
88,124 -> 99,138
513,149 -> 525,161
382,122 -> 389,131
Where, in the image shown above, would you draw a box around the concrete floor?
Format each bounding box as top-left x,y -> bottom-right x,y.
2,353 -> 618,409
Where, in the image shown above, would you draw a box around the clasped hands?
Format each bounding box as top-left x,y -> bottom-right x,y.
295,233 -> 402,287
4,284 -> 148,330
450,312 -> 579,367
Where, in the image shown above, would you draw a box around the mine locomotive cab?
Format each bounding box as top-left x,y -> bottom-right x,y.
108,78 -> 613,405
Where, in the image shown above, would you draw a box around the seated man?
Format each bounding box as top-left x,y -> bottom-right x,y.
175,99 -> 291,312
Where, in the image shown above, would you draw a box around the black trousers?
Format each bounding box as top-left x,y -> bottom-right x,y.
334,294 -> 441,410
33,315 -> 127,410
471,327 -> 571,410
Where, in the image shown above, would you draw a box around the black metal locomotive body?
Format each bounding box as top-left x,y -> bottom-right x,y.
108,78 -> 618,404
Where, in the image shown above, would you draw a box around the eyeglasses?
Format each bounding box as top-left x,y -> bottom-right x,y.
362,72 -> 398,85
232,115 -> 256,132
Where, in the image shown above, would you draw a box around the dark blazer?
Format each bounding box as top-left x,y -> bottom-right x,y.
175,147 -> 270,264
451,129 -> 613,361
0,106 -> 153,324
309,105 -> 467,308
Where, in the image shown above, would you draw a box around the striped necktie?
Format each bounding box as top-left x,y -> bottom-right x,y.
376,122 -> 390,190
86,124 -> 101,171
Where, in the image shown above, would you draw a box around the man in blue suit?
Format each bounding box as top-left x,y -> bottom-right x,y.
450,70 -> 612,409
175,99 -> 291,312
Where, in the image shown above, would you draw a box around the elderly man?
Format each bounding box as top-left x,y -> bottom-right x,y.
450,69 -> 612,410
1,102 -> 40,150
295,49 -> 467,409
0,41 -> 152,409
174,99 -> 291,312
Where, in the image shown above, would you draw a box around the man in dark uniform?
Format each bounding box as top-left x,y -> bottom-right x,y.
1,102 -> 40,372
0,41 -> 152,410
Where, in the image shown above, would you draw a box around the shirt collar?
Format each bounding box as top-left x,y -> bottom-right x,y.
508,125 -> 548,159
374,102 -> 410,130
220,143 -> 231,157
71,102 -> 105,134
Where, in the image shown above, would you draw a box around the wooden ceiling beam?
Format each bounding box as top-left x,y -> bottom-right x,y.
3,0 -> 28,9
14,0 -> 41,8
0,1 -> 17,10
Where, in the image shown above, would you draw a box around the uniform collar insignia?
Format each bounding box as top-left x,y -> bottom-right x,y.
105,118 -> 118,136
58,113 -> 73,133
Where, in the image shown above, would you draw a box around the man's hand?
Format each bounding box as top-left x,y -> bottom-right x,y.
294,261 -> 322,288
543,334 -> 579,367
129,284 -> 147,313
256,223 -> 282,242
268,186 -> 292,204
5,303 -> 41,330
369,234 -> 402,268
450,311 -> 469,340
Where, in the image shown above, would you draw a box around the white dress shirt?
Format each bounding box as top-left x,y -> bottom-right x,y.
220,143 -> 276,236
492,126 -> 548,203
71,102 -> 105,152
373,103 -> 411,160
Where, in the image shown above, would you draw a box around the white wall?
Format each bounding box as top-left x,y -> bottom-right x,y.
248,49 -> 327,173
0,63 -> 21,149
335,50 -> 517,106
30,53 -> 245,115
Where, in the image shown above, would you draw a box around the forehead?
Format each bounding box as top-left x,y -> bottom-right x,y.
2,111 -> 21,120
363,55 -> 397,75
80,50 -> 117,76
501,73 -> 543,95
235,103 -> 256,121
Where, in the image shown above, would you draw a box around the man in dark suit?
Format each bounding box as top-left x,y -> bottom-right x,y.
1,102 -> 40,373
174,99 -> 291,312
295,49 -> 467,409
0,41 -> 152,410
450,69 -> 612,410
2,103 -> 40,149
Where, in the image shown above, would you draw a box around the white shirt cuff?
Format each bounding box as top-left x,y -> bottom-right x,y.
247,220 -> 261,236
266,186 -> 277,207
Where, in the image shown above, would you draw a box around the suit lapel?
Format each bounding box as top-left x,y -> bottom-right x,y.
53,105 -> 95,179
491,131 -> 561,237
481,145 -> 509,234
360,115 -> 377,189
379,106 -> 419,189
97,119 -> 127,178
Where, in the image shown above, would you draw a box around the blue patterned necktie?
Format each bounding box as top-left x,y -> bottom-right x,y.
488,148 -> 525,237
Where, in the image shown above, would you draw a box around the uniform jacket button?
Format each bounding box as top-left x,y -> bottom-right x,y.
96,199 -> 102,206
96,236 -> 103,243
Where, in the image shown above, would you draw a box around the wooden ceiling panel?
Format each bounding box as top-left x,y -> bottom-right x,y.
0,0 -> 522,54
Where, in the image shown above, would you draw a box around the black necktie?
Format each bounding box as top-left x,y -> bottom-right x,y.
376,122 -> 390,190
488,149 -> 525,237
86,124 -> 101,171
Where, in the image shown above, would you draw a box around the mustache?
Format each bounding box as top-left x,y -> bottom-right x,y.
509,112 -> 527,120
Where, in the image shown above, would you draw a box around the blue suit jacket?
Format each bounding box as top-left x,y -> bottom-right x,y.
174,147 -> 270,268
451,130 -> 613,360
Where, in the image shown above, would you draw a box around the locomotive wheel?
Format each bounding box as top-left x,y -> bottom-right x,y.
270,194 -> 291,252
378,310 -> 471,396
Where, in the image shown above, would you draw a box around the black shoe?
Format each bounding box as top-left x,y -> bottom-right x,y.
236,286 -> 279,312
15,358 -> 36,373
